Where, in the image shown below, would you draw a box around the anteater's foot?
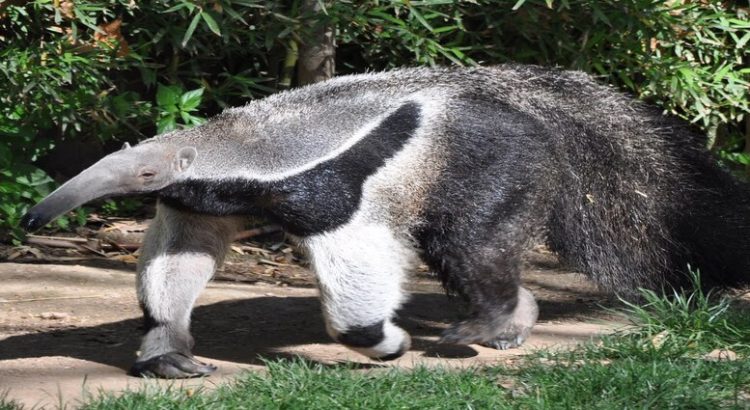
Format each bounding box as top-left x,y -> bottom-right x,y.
129,352 -> 217,379
440,318 -> 533,350
441,287 -> 539,350
479,330 -> 532,350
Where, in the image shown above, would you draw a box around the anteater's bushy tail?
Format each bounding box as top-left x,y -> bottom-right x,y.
669,156 -> 750,289
542,76 -> 750,294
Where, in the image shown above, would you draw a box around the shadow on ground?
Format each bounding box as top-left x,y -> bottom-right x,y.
0,287 -> 610,372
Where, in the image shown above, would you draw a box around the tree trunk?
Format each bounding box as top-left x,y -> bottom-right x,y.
297,0 -> 335,86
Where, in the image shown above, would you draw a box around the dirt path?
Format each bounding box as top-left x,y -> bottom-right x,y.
0,258 -> 622,409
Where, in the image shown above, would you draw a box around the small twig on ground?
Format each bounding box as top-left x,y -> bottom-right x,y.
103,239 -> 138,253
27,234 -> 89,243
239,245 -> 271,255
26,236 -> 86,249
234,225 -> 282,241
26,234 -> 140,254
258,258 -> 294,267
79,244 -> 108,257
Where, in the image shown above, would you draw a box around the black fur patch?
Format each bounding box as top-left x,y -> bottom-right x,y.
414,96 -> 551,307
337,321 -> 385,348
141,304 -> 163,333
159,102 -> 421,236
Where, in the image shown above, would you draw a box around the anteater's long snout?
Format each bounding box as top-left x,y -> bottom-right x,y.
20,141 -> 193,232
20,158 -> 121,232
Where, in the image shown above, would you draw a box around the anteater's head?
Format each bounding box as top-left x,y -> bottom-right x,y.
20,141 -> 197,231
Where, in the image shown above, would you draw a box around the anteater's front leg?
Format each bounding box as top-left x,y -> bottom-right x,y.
130,203 -> 241,378
304,222 -> 414,360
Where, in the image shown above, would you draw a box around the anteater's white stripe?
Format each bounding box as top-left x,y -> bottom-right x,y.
184,93 -> 443,183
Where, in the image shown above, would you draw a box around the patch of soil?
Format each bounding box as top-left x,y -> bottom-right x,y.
0,247 -> 623,409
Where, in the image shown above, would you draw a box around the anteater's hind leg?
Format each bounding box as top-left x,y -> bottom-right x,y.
419,210 -> 539,350
130,203 -> 242,378
304,222 -> 415,360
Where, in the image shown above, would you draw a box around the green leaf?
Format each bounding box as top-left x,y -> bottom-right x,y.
182,13 -> 202,47
56,216 -> 70,230
431,25 -> 459,34
511,0 -> 528,11
156,84 -> 181,108
157,114 -> 177,134
367,10 -> 407,27
180,111 -> 192,124
190,116 -> 207,126
409,7 -> 433,32
736,31 -> 750,49
12,165 -> 54,187
75,208 -> 88,227
590,4 -> 611,27
231,0 -> 265,8
180,88 -> 204,111
722,152 -> 750,166
162,3 -> 191,13
223,6 -> 248,25
201,12 -> 222,37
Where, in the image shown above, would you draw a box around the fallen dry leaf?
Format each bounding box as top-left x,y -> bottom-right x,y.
94,18 -> 130,57
703,349 -> 738,361
650,330 -> 669,349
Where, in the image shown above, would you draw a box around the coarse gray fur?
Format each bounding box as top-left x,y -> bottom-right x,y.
21,65 -> 750,378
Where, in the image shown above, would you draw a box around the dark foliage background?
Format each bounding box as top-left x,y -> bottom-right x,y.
1,0 -> 748,239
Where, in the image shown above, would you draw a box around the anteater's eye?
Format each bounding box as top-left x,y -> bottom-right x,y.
140,170 -> 156,179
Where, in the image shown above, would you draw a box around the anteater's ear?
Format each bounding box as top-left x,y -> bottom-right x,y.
174,146 -> 198,173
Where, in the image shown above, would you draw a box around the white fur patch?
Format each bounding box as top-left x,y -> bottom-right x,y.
135,204 -> 241,359
182,92 -> 447,183
138,252 -> 216,327
235,109 -> 386,182
303,222 -> 417,332
354,92 -> 447,229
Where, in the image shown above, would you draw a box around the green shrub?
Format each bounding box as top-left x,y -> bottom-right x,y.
155,84 -> 206,134
1,0 -> 150,240
334,0 -> 749,145
2,0 -> 747,240
0,0 -> 288,239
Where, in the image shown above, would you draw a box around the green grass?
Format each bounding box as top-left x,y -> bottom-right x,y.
82,363 -> 511,409
504,356 -> 749,409
0,392 -> 20,410
2,272 -> 748,409
1,355 -> 747,409
614,270 -> 750,358
70,356 -> 748,410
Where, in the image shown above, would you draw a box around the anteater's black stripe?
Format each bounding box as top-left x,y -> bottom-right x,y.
159,102 -> 421,236
337,320 -> 385,348
140,304 -> 164,333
